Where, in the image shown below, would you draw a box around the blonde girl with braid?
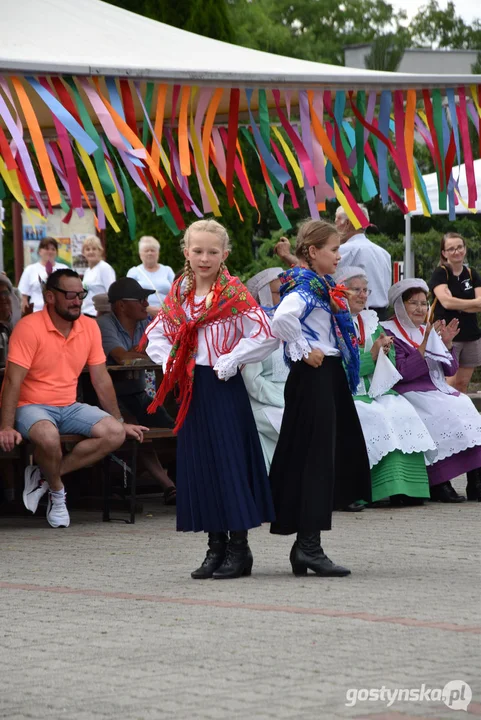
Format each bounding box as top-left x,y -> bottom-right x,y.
269,220 -> 371,577
143,219 -> 277,580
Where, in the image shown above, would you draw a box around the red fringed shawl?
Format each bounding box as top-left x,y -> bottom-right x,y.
142,269 -> 270,433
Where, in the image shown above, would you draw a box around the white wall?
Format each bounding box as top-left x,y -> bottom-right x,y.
344,46 -> 479,74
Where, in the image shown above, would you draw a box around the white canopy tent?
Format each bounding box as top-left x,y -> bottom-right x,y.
2,0 -> 481,244
404,160 -> 481,277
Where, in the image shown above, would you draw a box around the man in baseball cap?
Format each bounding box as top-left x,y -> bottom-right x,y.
98,278 -> 176,505
107,277 -> 152,305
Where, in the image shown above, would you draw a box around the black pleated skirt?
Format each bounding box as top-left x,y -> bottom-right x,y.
269,357 -> 371,535
176,365 -> 275,532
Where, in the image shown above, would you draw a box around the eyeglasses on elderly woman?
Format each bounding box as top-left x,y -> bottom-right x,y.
405,300 -> 429,309
349,286 -> 372,296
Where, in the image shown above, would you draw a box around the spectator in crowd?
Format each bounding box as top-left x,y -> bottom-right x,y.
274,237 -> 298,268
81,235 -> 116,318
0,276 -> 20,504
0,269 -> 147,528
0,277 -> 16,367
382,279 -> 481,503
337,266 -> 435,506
18,237 -> 68,313
92,293 -> 111,317
0,274 -> 21,328
428,232 -> 481,394
243,267 -> 287,471
127,236 -> 174,316
335,205 -> 392,320
97,277 -> 176,505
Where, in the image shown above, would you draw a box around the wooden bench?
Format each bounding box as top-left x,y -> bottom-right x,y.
1,430 -> 176,524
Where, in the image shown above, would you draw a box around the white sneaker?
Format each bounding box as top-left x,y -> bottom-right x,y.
46,492 -> 70,528
23,465 -> 48,514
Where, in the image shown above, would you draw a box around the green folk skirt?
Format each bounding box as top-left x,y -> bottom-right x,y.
371,450 -> 430,503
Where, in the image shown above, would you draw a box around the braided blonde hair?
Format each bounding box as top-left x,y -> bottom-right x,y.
181,219 -> 232,253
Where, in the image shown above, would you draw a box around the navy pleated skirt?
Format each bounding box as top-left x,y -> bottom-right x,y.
176,365 -> 275,532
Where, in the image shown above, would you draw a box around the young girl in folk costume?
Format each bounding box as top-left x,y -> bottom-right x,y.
144,220 -> 278,579
269,220 -> 371,577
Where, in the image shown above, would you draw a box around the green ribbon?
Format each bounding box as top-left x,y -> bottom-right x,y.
355,91 -> 366,199
432,89 -> 447,211
142,83 -> 155,148
240,128 -> 291,232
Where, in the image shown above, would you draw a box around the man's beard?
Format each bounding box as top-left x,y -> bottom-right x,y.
55,304 -> 81,321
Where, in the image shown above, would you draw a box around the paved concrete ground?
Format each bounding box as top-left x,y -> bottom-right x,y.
1,475 -> 479,720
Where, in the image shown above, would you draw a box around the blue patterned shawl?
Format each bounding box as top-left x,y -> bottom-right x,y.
278,267 -> 360,393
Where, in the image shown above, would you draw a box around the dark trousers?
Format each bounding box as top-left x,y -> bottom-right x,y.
118,391 -> 174,429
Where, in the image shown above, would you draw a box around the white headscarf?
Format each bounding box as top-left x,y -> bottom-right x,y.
246,267 -> 287,383
334,268 -> 400,397
383,279 -> 456,395
334,265 -> 367,286
246,267 -> 283,308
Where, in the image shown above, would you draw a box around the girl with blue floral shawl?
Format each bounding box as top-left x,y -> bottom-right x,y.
269,220 -> 371,577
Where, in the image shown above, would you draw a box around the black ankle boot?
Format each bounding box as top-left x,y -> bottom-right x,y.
290,532 -> 351,577
212,531 -> 253,579
430,481 -> 465,503
191,532 -> 228,579
466,469 -> 481,501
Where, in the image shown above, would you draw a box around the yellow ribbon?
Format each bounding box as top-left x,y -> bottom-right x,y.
76,142 -> 120,232
271,126 -> 304,189
333,179 -> 361,228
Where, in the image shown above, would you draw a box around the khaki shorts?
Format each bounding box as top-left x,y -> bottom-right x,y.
452,337 -> 481,368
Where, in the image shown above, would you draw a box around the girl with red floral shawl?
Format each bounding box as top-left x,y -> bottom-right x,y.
144,220 -> 277,580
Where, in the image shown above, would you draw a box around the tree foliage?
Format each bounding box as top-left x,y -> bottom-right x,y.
409,1 -> 481,49
364,33 -> 406,71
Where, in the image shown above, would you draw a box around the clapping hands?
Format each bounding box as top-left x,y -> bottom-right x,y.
433,319 -> 460,348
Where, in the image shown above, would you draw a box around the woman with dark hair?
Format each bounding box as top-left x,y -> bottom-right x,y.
382,279 -> 481,503
428,232 -> 481,394
18,237 -> 68,313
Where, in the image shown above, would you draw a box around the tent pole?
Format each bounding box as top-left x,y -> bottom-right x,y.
404,214 -> 412,279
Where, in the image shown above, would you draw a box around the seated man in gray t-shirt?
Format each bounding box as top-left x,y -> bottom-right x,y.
97,277 -> 176,504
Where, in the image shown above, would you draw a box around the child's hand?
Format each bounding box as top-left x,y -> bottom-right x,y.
303,348 -> 324,368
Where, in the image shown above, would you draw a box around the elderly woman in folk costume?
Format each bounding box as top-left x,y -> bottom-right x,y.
382,279 -> 481,503
336,267 -> 436,506
143,220 -> 278,580
269,220 -> 372,578
243,268 -> 288,471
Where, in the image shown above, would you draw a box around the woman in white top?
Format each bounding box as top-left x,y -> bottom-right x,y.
243,267 -> 287,471
144,219 -> 277,580
81,235 -> 116,317
127,236 -> 174,316
18,237 -> 68,313
269,220 -> 371,578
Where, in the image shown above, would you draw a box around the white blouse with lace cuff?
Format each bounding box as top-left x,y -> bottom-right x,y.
271,292 -> 341,360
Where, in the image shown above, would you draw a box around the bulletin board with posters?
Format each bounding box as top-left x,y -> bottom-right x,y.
20,208 -> 96,277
